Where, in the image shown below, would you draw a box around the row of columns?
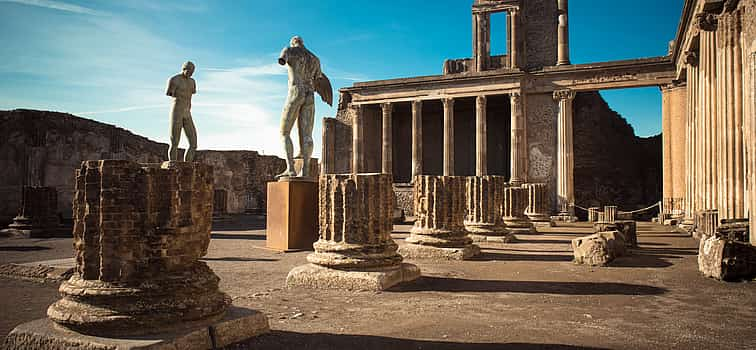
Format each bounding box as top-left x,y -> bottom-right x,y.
352,93 -> 528,183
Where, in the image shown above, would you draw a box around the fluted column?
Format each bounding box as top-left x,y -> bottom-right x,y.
553,90 -> 576,221
476,95 -> 488,176
352,105 -> 364,174
715,10 -> 745,220
465,176 -> 512,242
698,14 -> 718,213
473,12 -> 490,72
681,51 -> 699,231
443,98 -> 455,176
509,8 -> 520,68
400,176 -> 480,260
510,92 -> 526,185
749,50 -> 756,244
381,102 -> 393,176
412,100 -> 423,179
288,174 -> 420,290
502,184 -> 535,234
524,182 -> 553,227
557,0 -> 570,65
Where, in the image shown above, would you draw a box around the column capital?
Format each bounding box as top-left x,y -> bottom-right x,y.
683,50 -> 699,67
476,95 -> 487,107
510,92 -> 522,103
509,7 -> 520,17
553,90 -> 576,101
381,102 -> 393,111
442,97 -> 455,108
695,13 -> 718,32
412,100 -> 423,110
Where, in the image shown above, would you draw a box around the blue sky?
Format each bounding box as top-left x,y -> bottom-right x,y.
0,0 -> 684,157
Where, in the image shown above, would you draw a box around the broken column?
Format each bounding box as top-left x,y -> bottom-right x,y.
465,176 -> 512,242
587,207 -> 601,222
604,205 -> 617,222
572,231 -> 627,266
2,186 -> 60,238
287,173 -> 419,290
502,184 -> 535,234
400,176 -> 480,260
5,160 -> 268,349
523,183 -> 553,227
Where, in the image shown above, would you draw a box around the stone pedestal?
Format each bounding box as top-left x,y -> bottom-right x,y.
502,185 -> 536,234
464,176 -> 512,242
266,178 -> 318,252
400,176 -> 480,260
524,183 -> 553,227
587,207 -> 601,222
2,186 -> 61,238
5,160 -> 268,349
603,206 -> 617,222
698,236 -> 756,281
287,174 -> 419,290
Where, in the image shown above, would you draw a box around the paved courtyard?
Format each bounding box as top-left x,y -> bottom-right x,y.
1,217 -> 754,349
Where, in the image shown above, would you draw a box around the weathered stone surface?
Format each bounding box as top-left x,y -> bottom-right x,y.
587,207 -> 601,222
502,185 -> 536,234
43,160 -> 241,337
2,186 -> 61,237
698,235 -> 756,281
615,220 -> 638,248
400,176 -> 479,260
694,210 -> 719,240
3,307 -> 269,350
524,182 -> 553,227
465,176 -> 510,240
715,219 -> 750,242
572,231 -> 626,266
287,173 -> 419,290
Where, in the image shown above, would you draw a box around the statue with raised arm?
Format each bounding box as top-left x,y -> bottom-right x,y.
277,36 -> 332,178
166,61 -> 198,162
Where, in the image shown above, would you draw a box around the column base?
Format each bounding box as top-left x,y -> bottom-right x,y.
551,214 -> 578,223
398,243 -> 481,260
503,218 -> 536,234
286,263 -> 420,291
3,306 -> 269,350
526,213 -> 554,227
468,233 -> 517,243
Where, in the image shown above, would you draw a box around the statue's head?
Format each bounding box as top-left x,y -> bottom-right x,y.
290,36 -> 304,48
182,61 -> 195,78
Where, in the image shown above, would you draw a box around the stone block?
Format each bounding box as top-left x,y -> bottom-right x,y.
287,174 -> 419,291
266,178 -> 318,252
615,220 -> 638,248
698,236 -> 756,281
572,231 -> 626,266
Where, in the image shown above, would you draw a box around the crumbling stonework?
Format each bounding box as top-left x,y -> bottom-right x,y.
45,160 -> 232,336
287,174 -> 419,290
502,185 -> 535,234
524,182 -> 553,227
0,109 -> 285,224
572,231 -> 627,266
465,176 -> 510,242
698,235 -> 756,281
1,186 -> 60,237
400,176 -> 480,260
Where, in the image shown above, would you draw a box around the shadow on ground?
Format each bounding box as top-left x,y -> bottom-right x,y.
201,257 -> 278,262
211,233 -> 265,241
390,277 -> 667,295
231,331 -> 610,350
0,246 -> 51,252
471,252 -> 574,262
212,215 -> 267,232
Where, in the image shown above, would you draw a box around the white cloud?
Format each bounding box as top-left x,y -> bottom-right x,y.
0,0 -> 106,16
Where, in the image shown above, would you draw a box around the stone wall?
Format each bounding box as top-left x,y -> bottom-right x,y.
526,93 -> 558,213
572,92 -> 662,218
522,0 -> 558,70
0,109 -> 285,224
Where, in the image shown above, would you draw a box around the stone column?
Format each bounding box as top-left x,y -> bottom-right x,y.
715,10 -> 745,221
473,12 -> 490,72
465,176 -> 512,242
43,160 -> 266,338
509,8 -> 520,69
588,207 -> 601,222
681,52 -> 699,232
287,173 -> 419,290
661,85 -> 673,218
412,100 -> 423,179
2,186 -> 60,238
661,83 -> 688,222
698,15 -> 718,214
502,184 -> 535,234
524,183 -> 554,227
476,95 -> 488,176
400,176 -> 480,260
557,0 -> 570,65
749,50 -> 756,244
553,90 -> 577,221
382,102 -> 393,176
352,105 -> 364,174
510,92 -> 526,185
443,98 -> 455,176
604,205 -> 617,223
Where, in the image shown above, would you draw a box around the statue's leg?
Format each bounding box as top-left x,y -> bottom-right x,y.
277,88 -> 302,178
297,93 -> 316,177
183,115 -> 198,162
168,107 -> 181,161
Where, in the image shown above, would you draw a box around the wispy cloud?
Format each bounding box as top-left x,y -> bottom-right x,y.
76,104 -> 164,115
0,0 -> 106,16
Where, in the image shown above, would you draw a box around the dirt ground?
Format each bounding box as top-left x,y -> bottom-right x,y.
1,216 -> 754,350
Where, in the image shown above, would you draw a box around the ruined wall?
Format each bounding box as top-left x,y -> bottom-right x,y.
526,93 -> 558,213
0,109 -> 285,224
572,92 -> 662,218
522,0 -> 558,70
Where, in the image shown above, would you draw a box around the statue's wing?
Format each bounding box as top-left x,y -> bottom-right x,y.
315,73 -> 333,107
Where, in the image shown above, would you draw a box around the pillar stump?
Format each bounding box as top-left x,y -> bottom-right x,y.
464,176 -> 513,242
587,207 -> 601,222
524,183 -> 554,228
502,185 -> 536,234
399,176 -> 480,260
1,186 -> 60,238
4,160 -> 269,350
286,174 -> 419,290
